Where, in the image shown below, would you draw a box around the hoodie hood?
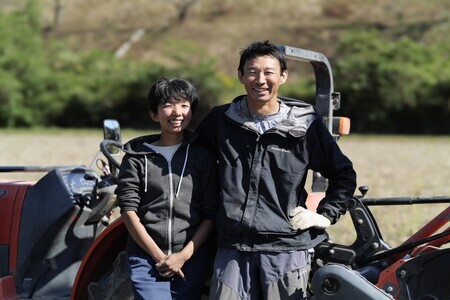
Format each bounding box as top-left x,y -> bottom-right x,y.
276,96 -> 317,137
225,95 -> 317,138
122,129 -> 199,155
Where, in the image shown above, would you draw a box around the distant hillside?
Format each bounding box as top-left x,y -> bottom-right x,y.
35,0 -> 449,75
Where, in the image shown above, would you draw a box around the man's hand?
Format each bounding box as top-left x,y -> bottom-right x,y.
289,206 -> 331,230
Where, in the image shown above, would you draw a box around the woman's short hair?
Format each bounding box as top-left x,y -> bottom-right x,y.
147,77 -> 199,114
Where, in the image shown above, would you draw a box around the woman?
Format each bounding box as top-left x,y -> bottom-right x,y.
116,77 -> 218,299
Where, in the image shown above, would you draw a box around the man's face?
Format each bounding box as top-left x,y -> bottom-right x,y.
238,55 -> 288,107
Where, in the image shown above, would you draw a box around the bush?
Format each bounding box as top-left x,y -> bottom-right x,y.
0,3 -> 227,129
334,30 -> 450,133
1,4 -> 448,134
0,0 -> 46,127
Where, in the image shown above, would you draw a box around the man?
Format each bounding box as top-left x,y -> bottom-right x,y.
196,40 -> 356,299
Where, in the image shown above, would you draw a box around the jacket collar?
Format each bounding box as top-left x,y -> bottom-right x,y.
225,95 -> 317,137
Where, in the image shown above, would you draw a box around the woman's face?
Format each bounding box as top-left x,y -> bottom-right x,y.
151,99 -> 192,136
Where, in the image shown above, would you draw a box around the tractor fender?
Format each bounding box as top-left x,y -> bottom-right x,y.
311,263 -> 393,300
70,217 -> 128,300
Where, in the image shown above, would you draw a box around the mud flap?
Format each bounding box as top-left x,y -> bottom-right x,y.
311,264 -> 393,300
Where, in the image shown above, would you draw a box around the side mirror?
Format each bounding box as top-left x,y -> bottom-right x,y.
103,119 -> 121,155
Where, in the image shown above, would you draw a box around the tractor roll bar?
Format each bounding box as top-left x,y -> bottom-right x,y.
278,45 -> 341,193
278,45 -> 340,132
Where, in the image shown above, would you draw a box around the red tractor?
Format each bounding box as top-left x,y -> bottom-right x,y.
1,46 -> 449,300
0,120 -> 122,300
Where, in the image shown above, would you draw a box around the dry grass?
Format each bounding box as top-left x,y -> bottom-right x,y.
32,0 -> 450,75
327,135 -> 450,246
1,130 -> 449,247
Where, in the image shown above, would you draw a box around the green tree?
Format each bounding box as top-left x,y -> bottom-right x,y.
0,0 -> 47,127
0,2 -> 227,129
334,30 -> 450,133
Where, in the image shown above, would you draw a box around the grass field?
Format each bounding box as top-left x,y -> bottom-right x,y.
1,129 -> 449,247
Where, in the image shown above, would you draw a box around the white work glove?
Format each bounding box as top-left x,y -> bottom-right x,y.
289,206 -> 331,230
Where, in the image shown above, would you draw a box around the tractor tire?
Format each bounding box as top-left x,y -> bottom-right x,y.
88,251 -> 134,300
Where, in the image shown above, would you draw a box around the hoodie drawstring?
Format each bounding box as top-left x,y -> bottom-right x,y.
142,144 -> 189,195
144,154 -> 148,192
175,144 -> 190,198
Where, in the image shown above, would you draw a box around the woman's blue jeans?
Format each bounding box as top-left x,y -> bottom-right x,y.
127,242 -> 210,300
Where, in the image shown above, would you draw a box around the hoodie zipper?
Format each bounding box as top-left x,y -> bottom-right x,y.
167,161 -> 174,255
165,144 -> 190,255
138,139 -> 193,255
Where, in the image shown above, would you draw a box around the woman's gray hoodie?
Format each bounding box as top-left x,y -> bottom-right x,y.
116,129 -> 219,255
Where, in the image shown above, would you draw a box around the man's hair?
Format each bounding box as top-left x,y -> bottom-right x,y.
237,40 -> 287,76
147,77 -> 199,114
